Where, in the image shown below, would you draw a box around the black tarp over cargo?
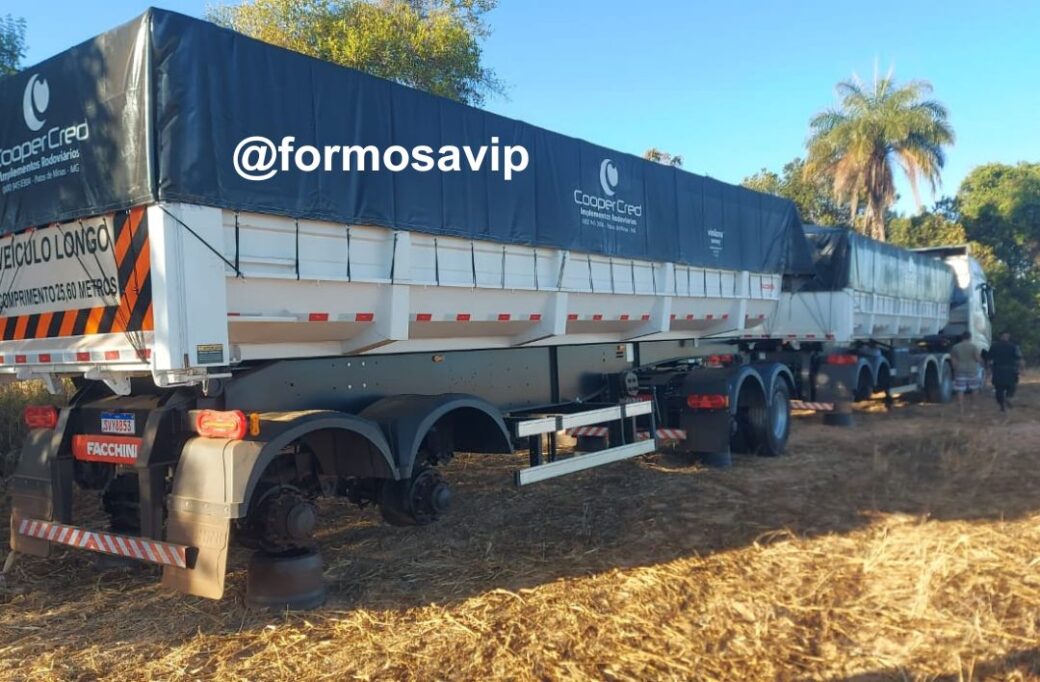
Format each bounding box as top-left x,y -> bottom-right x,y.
799,226 -> 954,303
0,8 -> 813,275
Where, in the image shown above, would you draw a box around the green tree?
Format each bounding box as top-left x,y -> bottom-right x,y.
643,148 -> 683,167
742,157 -> 849,226
208,0 -> 502,105
957,163 -> 1040,360
0,14 -> 27,76
887,198 -> 968,249
957,163 -> 1040,278
806,73 -> 954,241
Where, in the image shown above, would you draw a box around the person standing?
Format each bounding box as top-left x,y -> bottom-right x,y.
988,330 -> 1024,412
949,331 -> 984,412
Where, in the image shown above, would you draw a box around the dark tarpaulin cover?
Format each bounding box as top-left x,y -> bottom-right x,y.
0,8 -> 813,276
0,16 -> 152,230
800,226 -> 953,303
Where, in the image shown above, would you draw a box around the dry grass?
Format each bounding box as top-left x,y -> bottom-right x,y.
1,378 -> 1039,680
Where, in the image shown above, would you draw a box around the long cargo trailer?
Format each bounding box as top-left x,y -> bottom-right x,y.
0,9 -> 989,606
750,227 -> 992,415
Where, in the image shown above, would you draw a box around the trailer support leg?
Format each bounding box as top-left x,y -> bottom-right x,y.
528,435 -> 543,466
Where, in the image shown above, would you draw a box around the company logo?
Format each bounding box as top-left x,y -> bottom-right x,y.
573,157 -> 642,229
22,74 -> 49,131
708,227 -> 725,258
72,434 -> 141,464
599,158 -> 619,196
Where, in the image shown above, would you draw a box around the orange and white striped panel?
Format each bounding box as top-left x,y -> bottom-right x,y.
789,401 -> 834,412
565,426 -> 609,438
18,518 -> 190,569
0,208 -> 153,341
637,429 -> 687,441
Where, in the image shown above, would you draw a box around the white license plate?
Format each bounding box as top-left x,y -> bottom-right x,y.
100,412 -> 136,435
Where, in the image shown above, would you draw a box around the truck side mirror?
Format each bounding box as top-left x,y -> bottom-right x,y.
984,285 -> 996,320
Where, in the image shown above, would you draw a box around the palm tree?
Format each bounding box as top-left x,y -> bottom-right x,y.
805,73 -> 954,241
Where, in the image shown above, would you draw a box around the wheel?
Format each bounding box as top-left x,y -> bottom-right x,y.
750,381 -> 790,457
246,548 -> 327,610
853,368 -> 874,402
924,360 -> 954,403
379,467 -> 453,527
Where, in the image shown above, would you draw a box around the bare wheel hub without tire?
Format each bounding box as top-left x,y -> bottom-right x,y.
379,467 -> 453,526
239,486 -> 318,554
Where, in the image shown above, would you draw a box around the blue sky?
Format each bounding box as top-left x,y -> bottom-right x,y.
15,1 -> 1040,214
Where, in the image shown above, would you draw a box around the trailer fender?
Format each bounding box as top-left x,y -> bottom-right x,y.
360,394 -> 512,477
169,414 -> 396,511
753,362 -> 796,399
162,412 -> 396,599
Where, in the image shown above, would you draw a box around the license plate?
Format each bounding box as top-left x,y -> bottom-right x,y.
100,412 -> 135,435
72,435 -> 142,464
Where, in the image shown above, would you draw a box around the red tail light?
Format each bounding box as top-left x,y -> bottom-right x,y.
24,405 -> 59,430
194,410 -> 247,439
706,354 -> 734,368
826,354 -> 858,365
686,394 -> 730,410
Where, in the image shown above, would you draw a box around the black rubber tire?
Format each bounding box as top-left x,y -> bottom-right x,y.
749,381 -> 791,457
853,368 -> 874,402
925,361 -> 954,404
246,549 -> 327,610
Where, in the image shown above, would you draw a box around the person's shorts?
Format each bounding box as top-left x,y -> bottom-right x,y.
954,372 -> 982,393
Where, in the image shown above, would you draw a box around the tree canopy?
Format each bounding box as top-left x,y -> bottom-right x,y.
208,0 -> 502,106
742,158 -> 849,226
805,73 -> 954,241
0,14 -> 26,76
643,148 -> 683,167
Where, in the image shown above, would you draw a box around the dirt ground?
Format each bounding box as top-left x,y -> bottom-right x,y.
1,377 -> 1039,681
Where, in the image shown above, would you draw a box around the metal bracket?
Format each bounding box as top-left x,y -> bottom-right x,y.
83,368 -> 133,396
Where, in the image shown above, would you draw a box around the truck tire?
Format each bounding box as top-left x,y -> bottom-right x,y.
750,381 -> 790,457
925,360 -> 954,404
854,367 -> 874,402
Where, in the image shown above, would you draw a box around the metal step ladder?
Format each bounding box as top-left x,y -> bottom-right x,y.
507,401 -> 656,486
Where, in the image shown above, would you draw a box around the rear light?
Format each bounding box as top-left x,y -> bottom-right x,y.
194,409 -> 247,439
686,394 -> 730,410
826,353 -> 858,365
24,405 -> 59,430
706,354 -> 734,368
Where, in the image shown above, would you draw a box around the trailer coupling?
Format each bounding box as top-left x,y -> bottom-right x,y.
16,518 -> 195,569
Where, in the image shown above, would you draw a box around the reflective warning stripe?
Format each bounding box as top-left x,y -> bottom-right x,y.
566,427 -> 687,441
637,429 -> 687,441
17,518 -> 190,569
0,208 -> 153,341
789,400 -> 834,412
565,426 -> 609,437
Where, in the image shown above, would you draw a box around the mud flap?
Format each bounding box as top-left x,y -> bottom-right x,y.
160,437 -> 266,599
162,510 -> 230,599
8,428 -> 67,558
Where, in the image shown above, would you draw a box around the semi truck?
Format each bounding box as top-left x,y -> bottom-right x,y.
753,227 -> 993,424
0,9 -> 990,607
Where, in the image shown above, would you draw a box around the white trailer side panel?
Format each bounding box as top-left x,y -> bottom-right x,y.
0,203 -> 791,387
763,289 -> 950,344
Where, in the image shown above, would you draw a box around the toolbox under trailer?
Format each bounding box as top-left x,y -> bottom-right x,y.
1,10 -> 816,605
